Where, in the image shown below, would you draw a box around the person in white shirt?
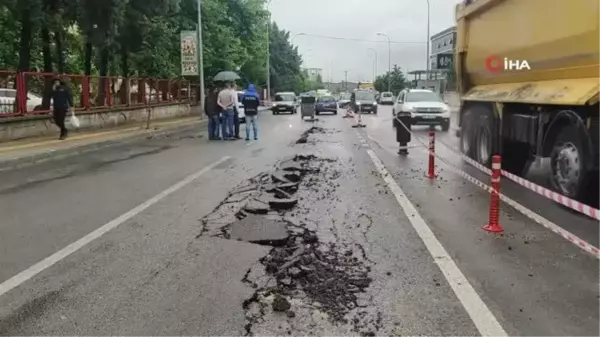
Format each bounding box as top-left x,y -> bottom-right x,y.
217,83 -> 236,140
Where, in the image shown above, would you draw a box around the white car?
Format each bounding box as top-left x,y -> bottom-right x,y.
0,88 -> 46,114
236,91 -> 246,123
272,92 -> 298,115
379,91 -> 394,105
392,89 -> 451,131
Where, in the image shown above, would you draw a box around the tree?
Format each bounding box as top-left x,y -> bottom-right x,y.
374,64 -> 407,94
0,0 -> 280,94
268,22 -> 304,93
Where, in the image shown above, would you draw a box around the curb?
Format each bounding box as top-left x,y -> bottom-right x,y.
0,119 -> 206,172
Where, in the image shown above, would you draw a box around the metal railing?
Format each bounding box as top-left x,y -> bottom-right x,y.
0,71 -> 196,118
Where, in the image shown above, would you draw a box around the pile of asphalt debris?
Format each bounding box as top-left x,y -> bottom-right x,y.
197,150 -> 378,336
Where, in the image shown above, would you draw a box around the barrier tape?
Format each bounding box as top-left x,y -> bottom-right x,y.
407,119 -> 600,221
436,136 -> 599,221
387,116 -> 600,258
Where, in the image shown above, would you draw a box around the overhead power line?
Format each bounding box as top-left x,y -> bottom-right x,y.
292,32 -> 426,45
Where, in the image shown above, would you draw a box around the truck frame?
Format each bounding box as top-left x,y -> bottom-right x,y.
454,0 -> 599,204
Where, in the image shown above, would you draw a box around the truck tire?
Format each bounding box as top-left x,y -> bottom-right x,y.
473,106 -> 498,167
460,109 -> 476,159
549,124 -> 592,201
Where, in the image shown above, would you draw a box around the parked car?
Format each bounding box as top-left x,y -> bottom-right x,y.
354,90 -> 378,114
315,95 -> 338,115
236,91 -> 246,123
0,88 -> 48,114
272,92 -> 297,115
392,89 -> 451,131
379,91 -> 394,105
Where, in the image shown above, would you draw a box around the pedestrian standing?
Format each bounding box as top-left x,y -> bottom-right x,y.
242,84 -> 260,141
204,85 -> 221,140
231,83 -> 241,139
51,78 -> 74,140
217,82 -> 236,140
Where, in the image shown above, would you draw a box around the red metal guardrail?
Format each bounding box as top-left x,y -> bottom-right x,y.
0,71 -> 196,118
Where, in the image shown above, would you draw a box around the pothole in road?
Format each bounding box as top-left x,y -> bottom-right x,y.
196,152 -> 382,336
295,126 -> 340,144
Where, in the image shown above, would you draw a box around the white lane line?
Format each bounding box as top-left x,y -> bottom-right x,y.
365,149 -> 507,337
0,156 -> 231,298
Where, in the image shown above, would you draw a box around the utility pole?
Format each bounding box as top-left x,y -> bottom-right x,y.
344,70 -> 348,91
426,0 -> 431,80
197,0 -> 205,110
266,0 -> 273,103
376,33 -> 391,92
368,48 -> 377,83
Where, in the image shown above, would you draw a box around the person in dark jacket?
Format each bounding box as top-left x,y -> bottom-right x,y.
51,78 -> 73,140
241,84 -> 260,141
204,85 -> 221,140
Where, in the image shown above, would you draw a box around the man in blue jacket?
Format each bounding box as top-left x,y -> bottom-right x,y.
241,84 -> 260,141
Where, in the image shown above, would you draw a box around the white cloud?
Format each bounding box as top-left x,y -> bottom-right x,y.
270,0 -> 461,82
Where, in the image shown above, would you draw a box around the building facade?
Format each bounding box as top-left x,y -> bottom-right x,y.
429,26 -> 456,72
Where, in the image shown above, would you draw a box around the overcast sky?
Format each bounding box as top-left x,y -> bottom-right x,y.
270,0 -> 461,83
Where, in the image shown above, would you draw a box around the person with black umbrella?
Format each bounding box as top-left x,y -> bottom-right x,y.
217,82 -> 236,140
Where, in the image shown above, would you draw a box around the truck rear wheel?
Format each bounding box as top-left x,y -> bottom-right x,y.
460,110 -> 475,158
549,124 -> 591,201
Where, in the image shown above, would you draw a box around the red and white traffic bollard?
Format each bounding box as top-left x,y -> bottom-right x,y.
427,126 -> 436,179
482,155 -> 504,233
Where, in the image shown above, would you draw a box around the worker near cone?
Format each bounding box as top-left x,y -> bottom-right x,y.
394,105 -> 411,155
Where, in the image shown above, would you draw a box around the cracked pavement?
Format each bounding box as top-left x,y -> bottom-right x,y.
0,106 -> 597,336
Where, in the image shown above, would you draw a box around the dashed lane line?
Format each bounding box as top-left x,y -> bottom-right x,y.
0,156 -> 231,298
365,149 -> 507,337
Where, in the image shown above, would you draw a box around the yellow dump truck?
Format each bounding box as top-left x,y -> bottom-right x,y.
454,0 -> 599,203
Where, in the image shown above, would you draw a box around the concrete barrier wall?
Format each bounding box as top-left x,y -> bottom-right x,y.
0,103 -> 192,142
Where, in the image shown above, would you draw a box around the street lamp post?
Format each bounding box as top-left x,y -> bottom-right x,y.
367,48 -> 377,83
197,0 -> 205,110
266,0 -> 273,103
376,33 -> 391,92
426,0 -> 431,80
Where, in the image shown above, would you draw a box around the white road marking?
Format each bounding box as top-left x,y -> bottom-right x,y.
0,156 -> 231,298
365,149 -> 507,337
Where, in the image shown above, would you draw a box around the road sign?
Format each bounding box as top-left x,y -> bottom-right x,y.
180,31 -> 198,76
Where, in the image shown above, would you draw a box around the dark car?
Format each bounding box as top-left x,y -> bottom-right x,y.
355,90 -> 378,114
315,95 -> 338,115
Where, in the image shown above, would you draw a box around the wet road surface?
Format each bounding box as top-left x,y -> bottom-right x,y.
0,107 -> 597,336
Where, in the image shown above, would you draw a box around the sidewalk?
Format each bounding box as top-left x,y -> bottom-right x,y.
0,116 -> 205,170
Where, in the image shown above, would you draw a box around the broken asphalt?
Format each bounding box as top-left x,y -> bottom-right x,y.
0,108 -> 597,336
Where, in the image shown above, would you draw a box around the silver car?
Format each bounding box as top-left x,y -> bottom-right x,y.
392,89 -> 451,131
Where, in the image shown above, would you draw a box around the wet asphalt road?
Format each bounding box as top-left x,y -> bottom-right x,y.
0,106 -> 598,336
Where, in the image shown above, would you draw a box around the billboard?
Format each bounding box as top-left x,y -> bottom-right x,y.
436,53 -> 453,70
180,31 -> 198,76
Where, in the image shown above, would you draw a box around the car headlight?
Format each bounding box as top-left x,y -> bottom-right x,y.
356,102 -> 361,105
372,102 -> 377,106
